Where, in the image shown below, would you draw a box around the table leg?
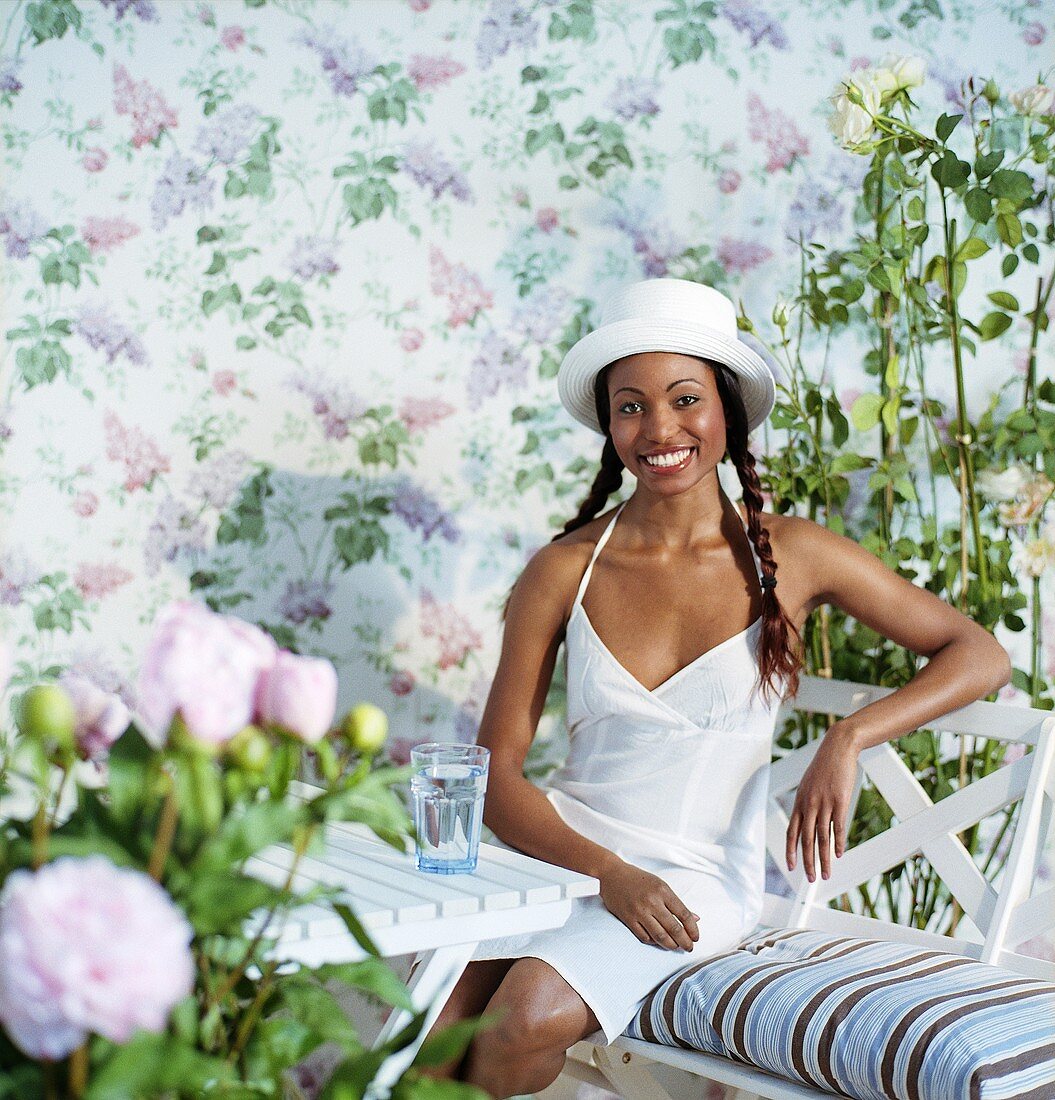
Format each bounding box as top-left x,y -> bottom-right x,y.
366,940 -> 479,1098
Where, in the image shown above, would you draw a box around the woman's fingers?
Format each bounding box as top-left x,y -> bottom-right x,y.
788,805 -> 839,881
641,912 -> 685,950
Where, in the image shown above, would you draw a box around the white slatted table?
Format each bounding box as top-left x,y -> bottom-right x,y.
248,821 -> 599,1097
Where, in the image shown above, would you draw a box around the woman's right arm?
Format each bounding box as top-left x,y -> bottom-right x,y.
476,543 -> 620,881
477,542 -> 702,953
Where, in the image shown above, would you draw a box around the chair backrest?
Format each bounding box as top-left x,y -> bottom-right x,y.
761,675 -> 1055,982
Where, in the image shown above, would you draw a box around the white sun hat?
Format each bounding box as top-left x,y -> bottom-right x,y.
557,278 -> 778,435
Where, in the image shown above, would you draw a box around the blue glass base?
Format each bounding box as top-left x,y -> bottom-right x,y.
416,854 -> 479,874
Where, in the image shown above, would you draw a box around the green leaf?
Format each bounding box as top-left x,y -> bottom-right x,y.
1001,253 -> 1020,277
978,311 -> 1012,340
87,1033 -> 234,1099
963,187 -> 992,223
392,1077 -> 491,1100
987,290 -> 1018,311
930,149 -> 969,189
955,237 -> 989,261
935,112 -> 963,143
988,168 -> 1035,203
330,901 -> 383,958
995,212 -> 1023,247
974,150 -> 1004,180
412,1012 -> 504,1068
850,393 -> 884,431
106,725 -> 156,825
316,956 -> 417,1010
194,800 -> 303,873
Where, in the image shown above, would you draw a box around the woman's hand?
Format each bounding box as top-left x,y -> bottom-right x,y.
599,861 -> 700,951
786,724 -> 860,882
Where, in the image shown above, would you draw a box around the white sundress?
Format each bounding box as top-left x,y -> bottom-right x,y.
468,500 -> 786,1045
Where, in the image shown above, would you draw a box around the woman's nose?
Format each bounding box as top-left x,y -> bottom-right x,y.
642,407 -> 682,442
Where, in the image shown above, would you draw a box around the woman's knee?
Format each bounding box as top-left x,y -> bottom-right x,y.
480,958 -> 599,1055
416,958 -> 517,1077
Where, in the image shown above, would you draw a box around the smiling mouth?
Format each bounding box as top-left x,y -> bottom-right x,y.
640,447 -> 697,471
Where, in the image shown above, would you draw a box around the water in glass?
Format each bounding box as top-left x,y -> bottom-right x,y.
410,743 -> 489,874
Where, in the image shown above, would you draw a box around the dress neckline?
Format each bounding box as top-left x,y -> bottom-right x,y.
571,500 -> 764,698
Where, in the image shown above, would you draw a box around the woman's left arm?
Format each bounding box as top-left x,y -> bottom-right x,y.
779,516 -> 1012,881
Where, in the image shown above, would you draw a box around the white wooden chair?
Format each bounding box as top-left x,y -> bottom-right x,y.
555,674 -> 1055,1100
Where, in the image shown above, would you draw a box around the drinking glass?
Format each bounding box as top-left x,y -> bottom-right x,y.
410,742 -> 490,874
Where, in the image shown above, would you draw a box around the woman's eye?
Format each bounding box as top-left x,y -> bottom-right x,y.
618,395 -> 698,414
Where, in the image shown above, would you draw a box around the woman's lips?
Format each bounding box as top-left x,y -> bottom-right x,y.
640,447 -> 696,474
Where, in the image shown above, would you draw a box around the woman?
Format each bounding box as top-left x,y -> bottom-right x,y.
419,278 -> 1010,1098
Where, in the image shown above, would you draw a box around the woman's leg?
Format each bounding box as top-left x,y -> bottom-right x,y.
415,957 -> 518,1080
460,957 -> 601,1098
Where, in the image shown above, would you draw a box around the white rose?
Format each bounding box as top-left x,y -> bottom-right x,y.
976,465 -> 1029,503
867,67 -> 900,99
1012,532 -> 1055,579
827,75 -> 882,149
1008,85 -> 1055,117
879,54 -> 926,91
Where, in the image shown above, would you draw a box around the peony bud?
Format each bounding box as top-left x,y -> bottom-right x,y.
58,672 -> 130,759
136,600 -> 278,748
254,650 -> 338,745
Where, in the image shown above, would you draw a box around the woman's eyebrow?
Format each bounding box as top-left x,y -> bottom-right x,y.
613,378 -> 702,397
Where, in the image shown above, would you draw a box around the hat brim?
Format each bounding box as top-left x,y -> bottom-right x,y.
557,318 -> 776,435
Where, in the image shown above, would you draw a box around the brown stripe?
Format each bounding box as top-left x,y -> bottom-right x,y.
818,954 -> 981,1100
668,927 -> 809,1046
971,1043 -> 1055,1100
661,950 -> 744,1049
711,936 -> 863,1057
636,985 -> 659,1044
785,949 -> 958,1090
901,984 -> 1054,1100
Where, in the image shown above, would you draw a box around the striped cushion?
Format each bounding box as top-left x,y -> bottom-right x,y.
625,925 -> 1055,1100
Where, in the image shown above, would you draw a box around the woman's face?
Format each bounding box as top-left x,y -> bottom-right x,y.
604,352 -> 727,491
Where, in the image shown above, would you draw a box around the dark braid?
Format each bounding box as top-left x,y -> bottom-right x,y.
500,371 -> 625,622
711,363 -> 802,704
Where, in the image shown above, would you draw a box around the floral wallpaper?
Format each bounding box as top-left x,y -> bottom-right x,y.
0,0 -> 1051,783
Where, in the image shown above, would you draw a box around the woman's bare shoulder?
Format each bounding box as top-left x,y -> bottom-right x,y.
514,507 -> 621,622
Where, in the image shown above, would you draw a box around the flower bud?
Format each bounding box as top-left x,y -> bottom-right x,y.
19,685 -> 76,750
340,703 -> 389,755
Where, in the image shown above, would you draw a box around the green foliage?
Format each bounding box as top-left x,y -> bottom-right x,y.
0,689 -> 480,1096
335,154 -> 400,226
758,74 -> 1055,934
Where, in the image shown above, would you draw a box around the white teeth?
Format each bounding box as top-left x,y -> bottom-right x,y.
643,448 -> 693,468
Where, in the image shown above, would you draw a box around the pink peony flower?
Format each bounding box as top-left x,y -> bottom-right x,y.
58,672 -> 130,758
389,670 -> 415,696
220,25 -> 245,50
399,327 -> 425,352
136,600 -> 278,747
72,490 -> 99,517
82,147 -> 109,173
254,650 -> 338,744
0,857 -> 194,1060
409,0 -> 431,10
535,207 -> 559,233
